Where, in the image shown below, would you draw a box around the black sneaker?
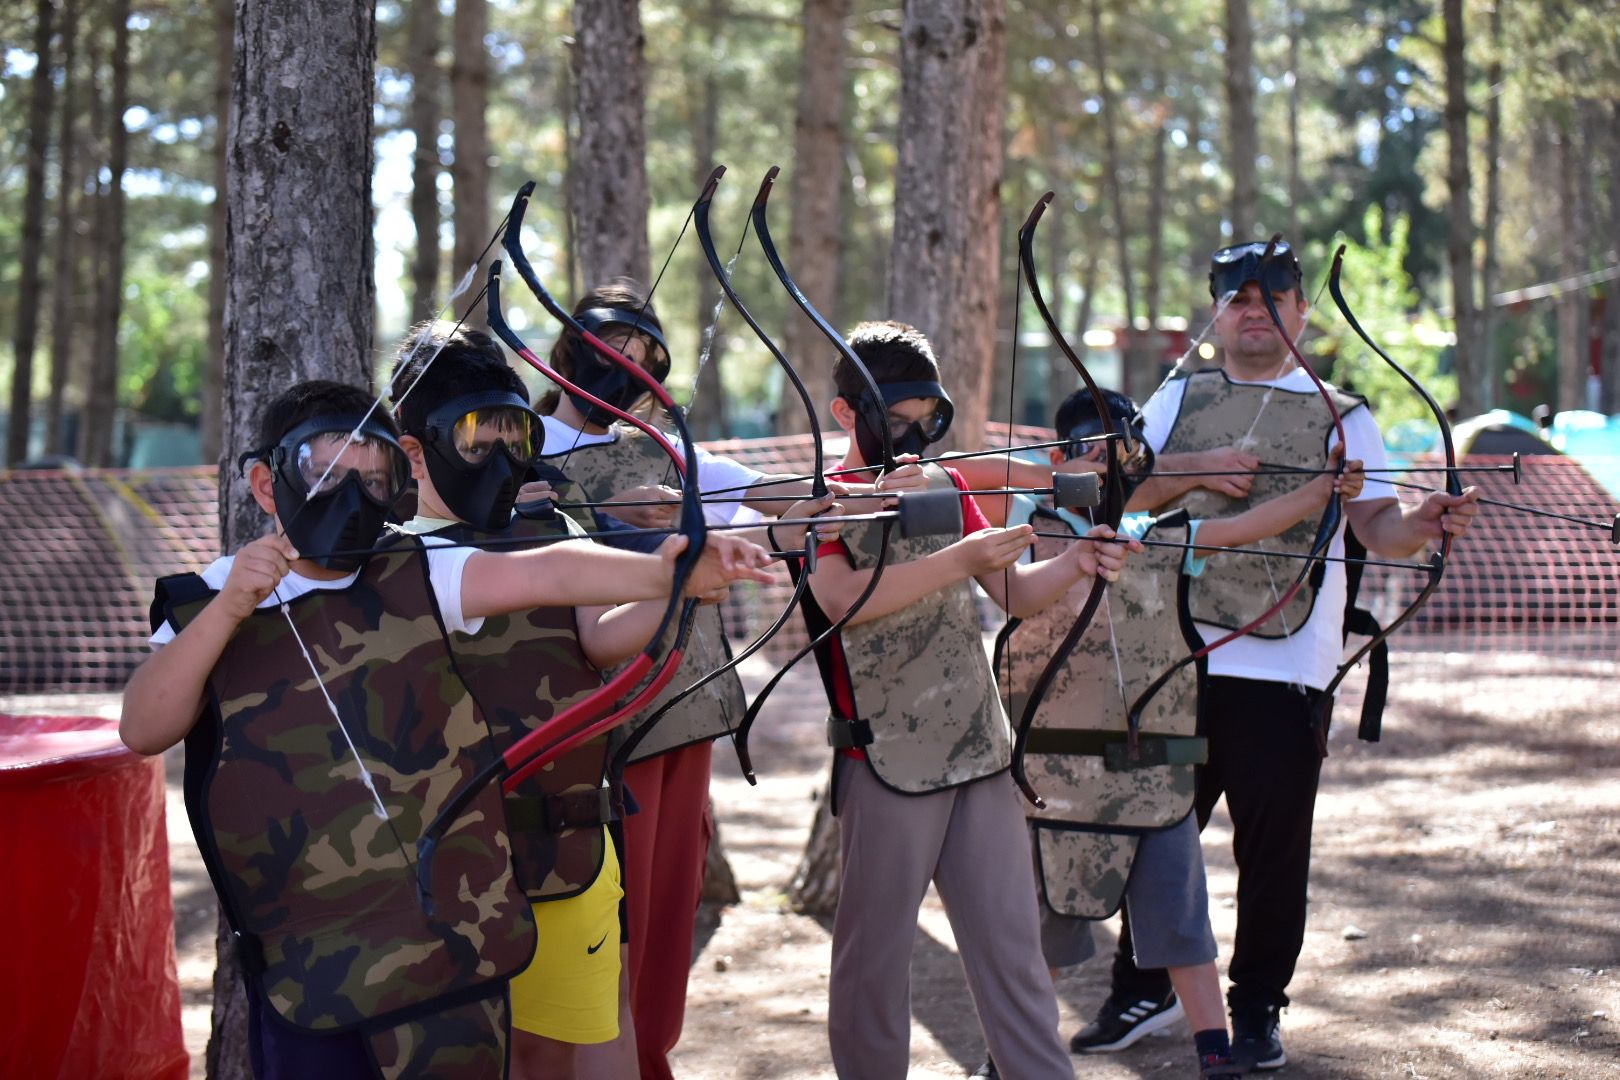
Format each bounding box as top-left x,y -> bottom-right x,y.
969,1058 -> 998,1078
1199,1052 -> 1249,1078
1068,990 -> 1184,1053
1231,1005 -> 1286,1070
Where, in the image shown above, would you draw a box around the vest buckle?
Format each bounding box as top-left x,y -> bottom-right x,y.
826,717 -> 873,750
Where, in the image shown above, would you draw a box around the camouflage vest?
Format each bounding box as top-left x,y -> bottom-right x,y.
429,514 -> 618,904
156,538 -> 532,1079
834,464 -> 1009,794
1160,369 -> 1366,638
541,429 -> 746,761
998,506 -> 1205,919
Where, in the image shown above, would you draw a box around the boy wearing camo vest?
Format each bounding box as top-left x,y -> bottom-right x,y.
994,388 -> 1362,1080
797,321 -> 1134,1079
386,324 -> 694,1079
122,380 -> 772,1080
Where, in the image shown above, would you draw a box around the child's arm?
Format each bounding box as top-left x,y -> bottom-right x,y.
976,525 -> 1140,618
121,535 -> 299,756
459,532 -> 773,620
1193,451 -> 1364,555
807,525 -> 1036,627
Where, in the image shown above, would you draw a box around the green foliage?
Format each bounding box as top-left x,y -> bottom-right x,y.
1305,206 -> 1456,428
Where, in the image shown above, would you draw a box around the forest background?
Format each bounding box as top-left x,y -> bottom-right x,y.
3,0 -> 1620,474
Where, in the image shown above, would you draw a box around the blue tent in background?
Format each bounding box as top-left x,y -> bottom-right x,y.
1546,411 -> 1620,501
1385,409 -> 1620,502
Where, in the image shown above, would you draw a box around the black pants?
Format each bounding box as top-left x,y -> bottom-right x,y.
1112,675 -> 1327,1012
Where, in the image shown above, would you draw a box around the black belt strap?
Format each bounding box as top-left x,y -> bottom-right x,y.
505,787 -> 622,834
826,717 -> 874,750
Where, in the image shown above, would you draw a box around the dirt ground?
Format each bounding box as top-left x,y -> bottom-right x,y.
16,644 -> 1615,1079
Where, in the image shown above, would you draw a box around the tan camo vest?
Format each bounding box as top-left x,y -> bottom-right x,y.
832,463 -> 1009,794
430,514 -> 617,904
999,504 -> 1204,919
1160,369 -> 1365,638
541,428 -> 746,761
157,537 -> 533,1079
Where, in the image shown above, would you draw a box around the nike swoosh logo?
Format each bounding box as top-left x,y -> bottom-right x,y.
587,932 -> 609,955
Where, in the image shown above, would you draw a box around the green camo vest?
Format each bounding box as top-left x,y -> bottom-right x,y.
158,536 -> 533,1077
1160,369 -> 1366,638
541,429 -> 746,761
429,514 -> 618,903
834,464 -> 1009,794
999,508 -> 1204,919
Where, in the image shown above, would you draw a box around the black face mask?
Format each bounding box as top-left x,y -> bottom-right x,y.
248,416 -> 410,572
566,307 -> 672,426
850,380 -> 955,466
418,393 -> 543,533
272,470 -> 390,572
1064,421 -> 1155,506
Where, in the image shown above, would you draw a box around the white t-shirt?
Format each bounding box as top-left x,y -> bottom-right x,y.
148,540 -> 479,647
1139,369 -> 1396,689
540,415 -> 765,526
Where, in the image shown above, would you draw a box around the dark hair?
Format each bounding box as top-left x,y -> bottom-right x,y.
256,380 -> 398,449
834,320 -> 941,401
1054,387 -> 1138,437
535,278 -> 664,415
389,322 -> 526,435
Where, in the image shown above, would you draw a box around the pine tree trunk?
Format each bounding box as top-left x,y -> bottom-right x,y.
787,782 -> 840,916
9,0 -> 57,465
450,0 -> 489,319
778,0 -> 850,437
887,0 -> 1005,455
1602,104 -> 1620,414
700,799 -> 741,904
1556,119 -> 1582,414
201,0 -> 232,466
1224,0 -> 1259,239
1144,68 -> 1169,376
83,0 -> 128,469
1479,0 -> 1502,412
408,0 -> 441,320
1090,0 -> 1137,396
572,0 -> 651,286
1286,0 -> 1301,241
212,4 -> 378,1070
1442,0 -> 1481,417
46,0 -> 77,456
688,0 -> 727,441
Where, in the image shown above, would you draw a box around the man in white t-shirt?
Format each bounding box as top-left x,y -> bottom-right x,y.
1070,242 -> 1480,1072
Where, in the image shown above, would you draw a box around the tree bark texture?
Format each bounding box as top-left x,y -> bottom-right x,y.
1442,0 -> 1481,417
1224,0 -> 1259,240
572,0 -> 651,287
9,0 -> 57,465
1286,0 -> 1300,240
778,0 -> 850,437
83,0 -> 129,468
887,0 -> 1006,455
1479,0 -> 1502,411
202,0 -> 233,466
46,0 -> 77,456
700,801 -> 741,904
788,783 -> 840,916
408,0 -> 442,321
1603,105 -> 1620,414
1556,120 -> 1582,413
451,0 -> 489,320
214,0 -> 378,1064
1089,0 -> 1138,396
689,0 -> 728,441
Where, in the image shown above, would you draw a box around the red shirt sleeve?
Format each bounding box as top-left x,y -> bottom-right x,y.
944,466 -> 992,535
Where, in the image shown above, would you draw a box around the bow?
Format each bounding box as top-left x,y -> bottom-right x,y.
611,165 -> 834,764
1318,244 -> 1458,738
1007,192 -> 1128,807
415,182 -> 708,907
1119,238 -> 1349,746
728,164 -> 900,783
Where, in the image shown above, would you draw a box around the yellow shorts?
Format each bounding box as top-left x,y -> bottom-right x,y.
509,828 -> 624,1043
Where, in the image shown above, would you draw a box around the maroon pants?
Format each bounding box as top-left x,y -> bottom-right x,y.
622,740 -> 714,1080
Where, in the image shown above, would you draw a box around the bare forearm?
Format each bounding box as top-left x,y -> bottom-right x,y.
580,600 -> 665,668
1195,487 -> 1322,554
1347,498 -> 1428,557
120,601 -> 240,755
740,474 -> 819,517
463,543 -> 674,618
810,547 -> 966,627
1131,452 -> 1209,511
994,553 -> 1090,618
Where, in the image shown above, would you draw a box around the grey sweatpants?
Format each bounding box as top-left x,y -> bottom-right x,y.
828,757 -> 1074,1080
